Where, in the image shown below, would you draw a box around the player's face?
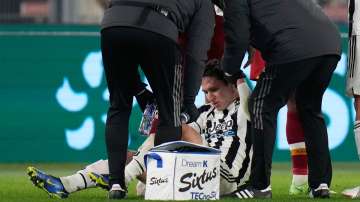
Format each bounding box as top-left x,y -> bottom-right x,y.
201,76 -> 237,110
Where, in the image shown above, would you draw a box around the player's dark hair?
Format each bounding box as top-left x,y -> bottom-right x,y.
203,62 -> 229,85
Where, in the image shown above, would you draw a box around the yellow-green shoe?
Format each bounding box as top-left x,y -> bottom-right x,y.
88,172 -> 110,190
289,182 -> 308,195
27,166 -> 69,198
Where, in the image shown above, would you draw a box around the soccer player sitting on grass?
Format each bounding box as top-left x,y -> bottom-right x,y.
27,64 -> 255,199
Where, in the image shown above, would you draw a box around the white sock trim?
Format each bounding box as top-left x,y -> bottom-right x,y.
60,173 -> 86,193
289,142 -> 306,150
292,174 -> 308,186
125,159 -> 144,186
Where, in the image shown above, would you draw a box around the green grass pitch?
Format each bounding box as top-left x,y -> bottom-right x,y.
0,163 -> 359,202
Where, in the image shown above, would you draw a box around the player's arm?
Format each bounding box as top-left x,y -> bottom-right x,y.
236,79 -> 251,121
181,124 -> 203,145
181,105 -> 211,144
182,0 -> 215,121
222,0 -> 250,74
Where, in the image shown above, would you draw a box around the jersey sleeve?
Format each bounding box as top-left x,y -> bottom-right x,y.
188,107 -> 208,133
237,81 -> 251,121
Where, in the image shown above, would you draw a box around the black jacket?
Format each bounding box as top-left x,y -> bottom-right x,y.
101,0 -> 215,73
222,0 -> 342,74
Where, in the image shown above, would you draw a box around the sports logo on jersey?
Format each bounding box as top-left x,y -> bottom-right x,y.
207,120 -> 234,133
207,130 -> 236,139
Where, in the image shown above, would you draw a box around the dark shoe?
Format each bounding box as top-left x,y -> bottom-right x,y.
108,184 -> 127,199
231,186 -> 272,199
309,183 -> 330,198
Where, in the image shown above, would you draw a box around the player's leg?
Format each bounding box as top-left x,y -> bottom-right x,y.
126,114 -> 158,186
62,160 -> 108,192
348,35 -> 360,161
295,55 -> 338,198
27,159 -> 108,198
342,34 -> 360,199
244,57 -> 328,199
286,95 -> 308,195
88,134 -> 155,191
140,34 -> 182,146
346,34 -> 360,161
124,134 -> 154,186
101,27 -> 141,199
27,166 -> 69,199
354,95 -> 360,160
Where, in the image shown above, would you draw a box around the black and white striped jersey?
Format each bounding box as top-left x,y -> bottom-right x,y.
189,82 -> 252,186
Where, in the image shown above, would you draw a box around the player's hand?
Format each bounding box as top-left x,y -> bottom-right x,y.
237,78 -> 245,85
181,103 -> 199,123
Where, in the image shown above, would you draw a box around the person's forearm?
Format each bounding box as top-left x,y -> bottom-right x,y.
223,0 -> 251,74
181,124 -> 203,145
237,79 -> 251,121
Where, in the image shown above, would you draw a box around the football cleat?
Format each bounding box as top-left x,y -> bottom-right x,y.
88,172 -> 110,190
342,186 -> 360,199
309,183 -> 330,198
231,186 -> 272,199
289,182 -> 308,195
27,166 -> 69,199
108,184 -> 127,199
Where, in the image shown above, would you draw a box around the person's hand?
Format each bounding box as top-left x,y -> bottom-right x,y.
242,46 -> 256,69
181,103 -> 199,123
237,78 -> 245,85
224,70 -> 246,84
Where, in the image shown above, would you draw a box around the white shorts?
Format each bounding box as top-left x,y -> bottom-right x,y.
346,35 -> 360,97
202,136 -> 252,195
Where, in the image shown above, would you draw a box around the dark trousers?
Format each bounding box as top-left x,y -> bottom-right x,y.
248,55 -> 339,190
101,27 -> 182,186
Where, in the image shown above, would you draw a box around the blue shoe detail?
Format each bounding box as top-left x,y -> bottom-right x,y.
27,166 -> 69,199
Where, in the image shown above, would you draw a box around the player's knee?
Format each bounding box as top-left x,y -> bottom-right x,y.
83,159 -> 109,174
